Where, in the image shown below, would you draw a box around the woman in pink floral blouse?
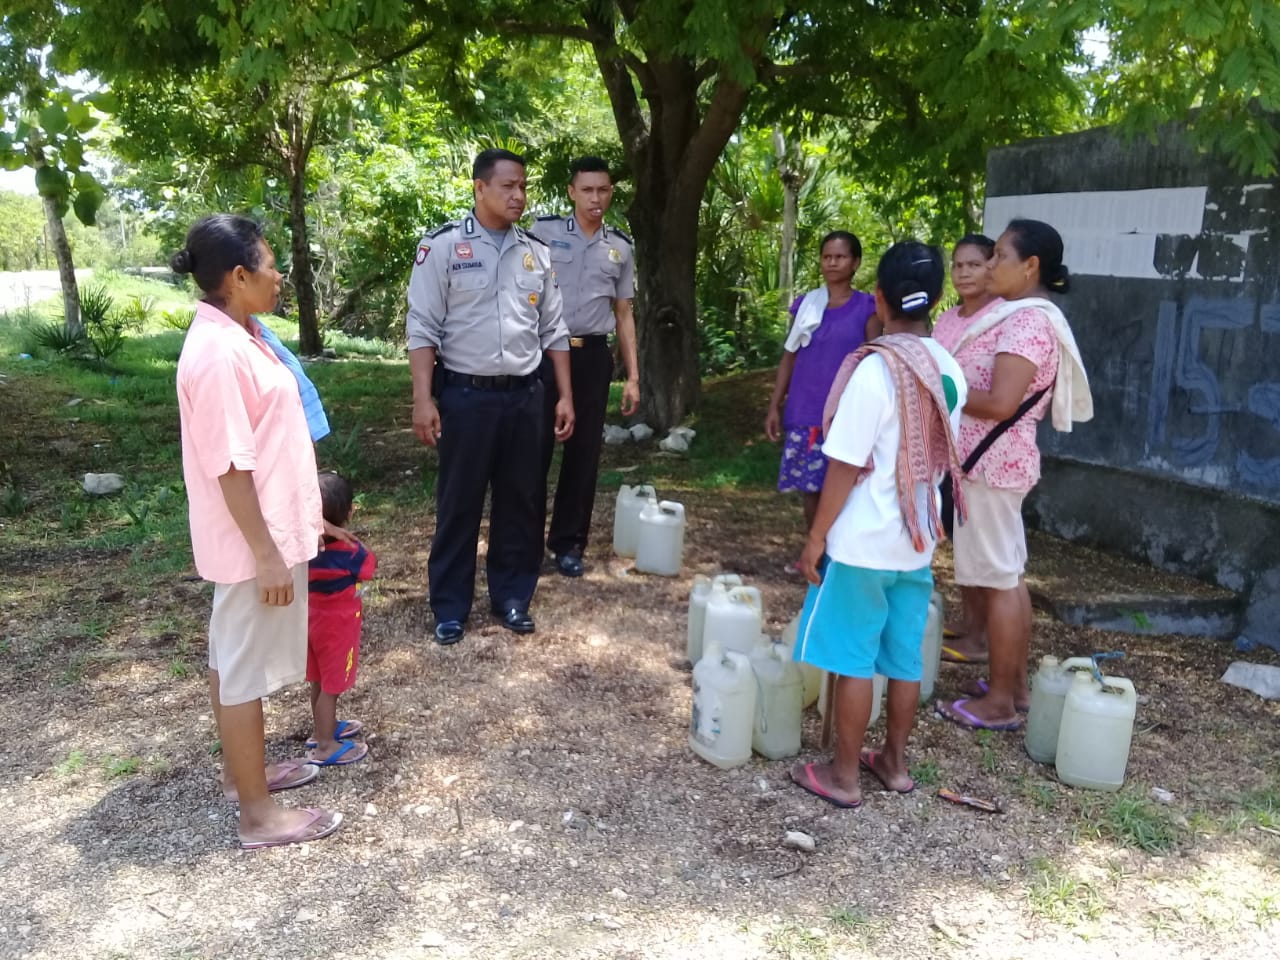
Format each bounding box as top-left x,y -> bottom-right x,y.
936,220 -> 1068,732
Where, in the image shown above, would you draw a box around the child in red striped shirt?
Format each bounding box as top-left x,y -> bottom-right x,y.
306,472 -> 376,766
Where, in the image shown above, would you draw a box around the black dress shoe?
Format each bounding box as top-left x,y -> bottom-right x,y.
433,619 -> 465,645
492,605 -> 535,634
555,553 -> 585,578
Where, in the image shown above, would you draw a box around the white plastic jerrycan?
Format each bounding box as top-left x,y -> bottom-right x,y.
1055,670 -> 1138,791
687,574 -> 744,664
749,639 -> 804,760
1024,655 -> 1096,764
635,499 -> 685,576
818,671 -> 886,726
919,591 -> 945,703
612,484 -> 657,558
781,613 -> 822,708
689,639 -> 756,769
703,582 -> 763,656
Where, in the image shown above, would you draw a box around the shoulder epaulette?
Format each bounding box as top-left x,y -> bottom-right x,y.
425,221 -> 458,239
523,229 -> 549,247
535,214 -> 563,222
609,226 -> 633,244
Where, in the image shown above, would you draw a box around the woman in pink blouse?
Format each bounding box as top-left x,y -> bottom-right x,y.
174,215 -> 343,849
936,220 -> 1069,731
933,234 -> 1000,655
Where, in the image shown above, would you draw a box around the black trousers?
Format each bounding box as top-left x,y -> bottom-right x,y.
429,378 -> 545,621
540,341 -> 612,558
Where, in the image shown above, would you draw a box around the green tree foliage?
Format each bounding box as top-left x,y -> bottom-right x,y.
1094,0 -> 1280,175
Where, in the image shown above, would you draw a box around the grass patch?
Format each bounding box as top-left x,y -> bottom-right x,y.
103,754 -> 143,778
1078,793 -> 1180,854
54,750 -> 89,777
975,728 -> 999,774
1026,857 -> 1105,926
909,759 -> 942,788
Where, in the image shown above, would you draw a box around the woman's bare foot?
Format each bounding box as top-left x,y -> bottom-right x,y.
937,696 -> 1023,731
221,759 -> 317,802
959,678 -> 1030,712
789,760 -> 863,809
238,805 -> 343,850
940,633 -> 989,663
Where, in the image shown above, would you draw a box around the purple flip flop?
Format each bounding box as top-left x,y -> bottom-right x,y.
937,698 -> 1024,732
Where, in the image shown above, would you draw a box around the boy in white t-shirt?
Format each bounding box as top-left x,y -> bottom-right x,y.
790,241 -> 968,810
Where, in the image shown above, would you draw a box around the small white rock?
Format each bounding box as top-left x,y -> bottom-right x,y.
658,432 -> 689,453
364,803 -> 378,817
418,930 -> 447,948
508,820 -> 525,832
628,423 -> 654,441
603,425 -> 631,445
599,914 -> 624,930
609,887 -> 628,900
783,830 -> 816,852
82,472 -> 125,495
1150,787 -> 1176,805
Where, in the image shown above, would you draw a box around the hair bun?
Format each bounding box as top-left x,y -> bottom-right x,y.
170,248 -> 193,274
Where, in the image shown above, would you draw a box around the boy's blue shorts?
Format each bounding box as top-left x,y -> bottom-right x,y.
792,558 -> 933,681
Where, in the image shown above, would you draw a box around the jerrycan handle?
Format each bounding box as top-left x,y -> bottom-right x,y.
1090,650 -> 1125,685
728,585 -> 761,607
658,500 -> 685,517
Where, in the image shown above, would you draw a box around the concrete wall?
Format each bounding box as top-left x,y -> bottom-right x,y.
983,125 -> 1280,649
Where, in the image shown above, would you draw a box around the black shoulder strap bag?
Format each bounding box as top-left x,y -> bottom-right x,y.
941,387 -> 1050,539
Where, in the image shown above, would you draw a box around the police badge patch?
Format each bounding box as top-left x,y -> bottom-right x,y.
522,252 -> 535,271
455,242 -> 473,259
415,245 -> 430,265
607,247 -> 622,263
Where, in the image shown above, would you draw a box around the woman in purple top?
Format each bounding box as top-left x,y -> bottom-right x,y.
765,231 -> 880,536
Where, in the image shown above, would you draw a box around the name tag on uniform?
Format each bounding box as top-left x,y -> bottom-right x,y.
451,261 -> 485,271
552,240 -> 571,249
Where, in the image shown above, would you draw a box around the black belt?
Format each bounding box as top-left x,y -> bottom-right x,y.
569,334 -> 609,349
440,369 -> 538,391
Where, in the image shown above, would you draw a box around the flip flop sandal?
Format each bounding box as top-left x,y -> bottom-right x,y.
961,679 -> 1029,713
940,645 -> 988,664
859,749 -> 915,794
240,807 -> 345,851
305,719 -> 364,748
222,759 -> 318,802
936,698 -> 1023,732
790,762 -> 862,809
308,738 -> 369,767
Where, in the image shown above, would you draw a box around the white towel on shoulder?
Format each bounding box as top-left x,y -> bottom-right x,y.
950,297 -> 1092,432
783,286 -> 829,352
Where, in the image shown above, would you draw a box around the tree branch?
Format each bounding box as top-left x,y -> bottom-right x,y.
492,19 -> 595,42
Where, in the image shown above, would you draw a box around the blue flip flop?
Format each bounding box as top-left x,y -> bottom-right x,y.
305,719 -> 364,748
308,738 -> 369,766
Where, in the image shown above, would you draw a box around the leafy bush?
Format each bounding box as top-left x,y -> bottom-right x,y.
77,282 -> 115,326
28,321 -> 87,356
116,295 -> 156,330
161,307 -> 196,332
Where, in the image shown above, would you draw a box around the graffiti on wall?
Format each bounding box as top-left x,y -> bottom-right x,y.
986,181 -> 1280,502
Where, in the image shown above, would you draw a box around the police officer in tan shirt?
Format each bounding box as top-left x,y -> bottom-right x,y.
407,149 -> 574,643
531,157 -> 638,577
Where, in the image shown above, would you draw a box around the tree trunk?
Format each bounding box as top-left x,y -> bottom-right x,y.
590,34 -> 756,431
42,193 -> 80,336
628,189 -> 702,431
287,157 -> 322,355
774,126 -> 801,315
284,89 -> 322,356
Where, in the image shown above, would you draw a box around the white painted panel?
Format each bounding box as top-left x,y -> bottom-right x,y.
983,187 -> 1208,280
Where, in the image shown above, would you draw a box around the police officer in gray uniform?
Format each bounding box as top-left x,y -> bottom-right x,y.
407,148 -> 574,644
531,157 -> 638,577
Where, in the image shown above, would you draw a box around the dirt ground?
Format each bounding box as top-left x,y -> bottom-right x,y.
2,375 -> 1279,960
